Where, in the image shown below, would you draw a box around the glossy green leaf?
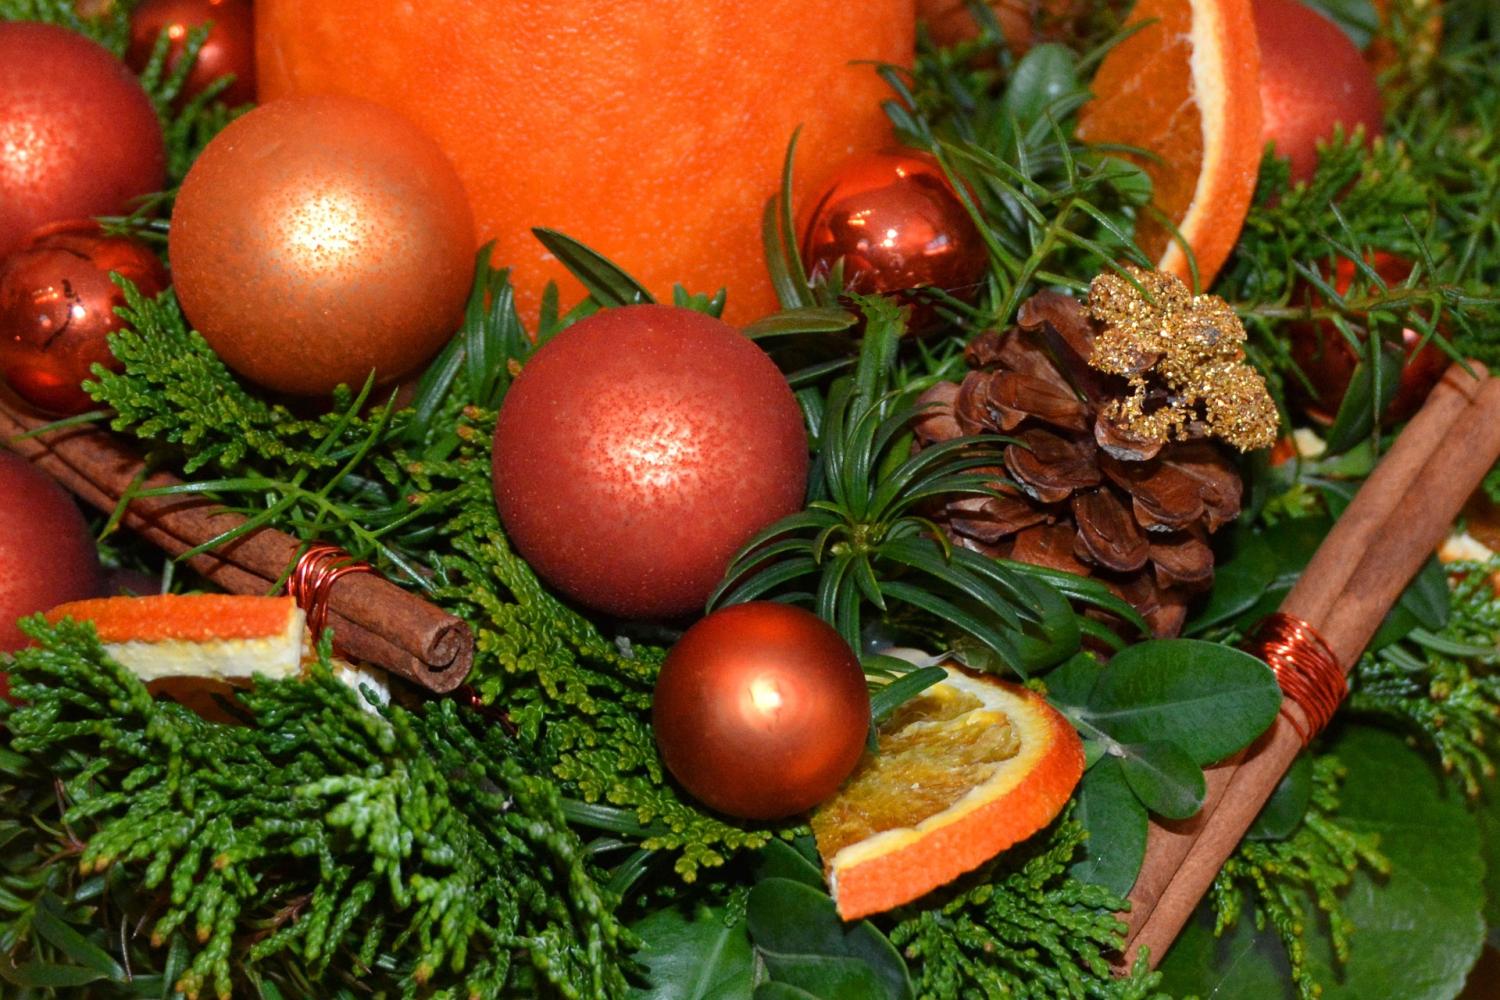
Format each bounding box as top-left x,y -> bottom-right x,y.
631,902 -> 754,1000
1001,44 -> 1081,127
1118,741 -> 1207,821
1070,758 -> 1148,895
1247,753 -> 1314,841
746,878 -> 912,1000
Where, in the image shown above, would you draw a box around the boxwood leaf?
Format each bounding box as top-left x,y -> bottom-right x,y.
1070,758 -> 1148,894
1081,640 -> 1282,765
1118,741 -> 1207,820
746,878 -> 912,1000
630,902 -> 754,1000
1246,752 -> 1314,841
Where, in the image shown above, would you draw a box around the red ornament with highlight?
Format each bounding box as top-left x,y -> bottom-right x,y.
492,305 -> 808,620
0,23 -> 167,259
1255,0 -> 1384,183
127,0 -> 258,107
1291,253 -> 1446,425
800,149 -> 987,321
0,451 -> 105,699
652,602 -> 871,820
0,221 -> 170,416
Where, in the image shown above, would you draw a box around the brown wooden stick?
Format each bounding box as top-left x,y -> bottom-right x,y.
0,397 -> 473,692
1120,364 -> 1500,969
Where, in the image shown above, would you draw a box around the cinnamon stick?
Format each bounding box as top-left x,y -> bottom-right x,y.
0,397 -> 473,692
1120,362 -> 1500,969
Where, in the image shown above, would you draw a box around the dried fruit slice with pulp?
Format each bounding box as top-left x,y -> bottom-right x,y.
812,663 -> 1084,920
1077,0 -> 1263,290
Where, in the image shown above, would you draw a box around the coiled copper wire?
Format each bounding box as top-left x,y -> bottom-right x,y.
287,543 -> 373,650
1246,613 -> 1347,744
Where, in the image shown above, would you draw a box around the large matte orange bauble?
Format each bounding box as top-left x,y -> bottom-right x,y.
127,0 -> 258,106
492,306 -> 808,620
0,451 -> 104,697
255,0 -> 914,325
0,221 -> 170,416
652,602 -> 870,820
1256,0 -> 1384,183
168,95 -> 475,395
0,23 -> 166,259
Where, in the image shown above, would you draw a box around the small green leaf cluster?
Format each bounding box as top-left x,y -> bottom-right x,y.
0,617 -> 633,999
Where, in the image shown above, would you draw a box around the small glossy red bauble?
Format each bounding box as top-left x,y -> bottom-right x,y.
0,23 -> 166,259
169,95 -> 475,395
1256,0 -> 1384,183
492,305 -> 808,620
127,0 -> 257,106
0,450 -> 104,698
0,221 -> 170,415
1291,253 -> 1446,425
652,602 -> 870,820
800,149 -> 987,313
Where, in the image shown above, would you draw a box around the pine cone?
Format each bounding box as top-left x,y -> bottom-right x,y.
915,277 -> 1271,637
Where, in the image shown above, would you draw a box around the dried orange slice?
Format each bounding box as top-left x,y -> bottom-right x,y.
811,664 -> 1084,920
45,594 -> 309,683
1077,0 -> 1263,290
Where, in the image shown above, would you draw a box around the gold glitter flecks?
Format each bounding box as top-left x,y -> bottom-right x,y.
1087,267 -> 1277,452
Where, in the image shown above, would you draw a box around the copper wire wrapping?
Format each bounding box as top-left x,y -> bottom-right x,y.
1246,613 -> 1346,743
287,543 -> 374,650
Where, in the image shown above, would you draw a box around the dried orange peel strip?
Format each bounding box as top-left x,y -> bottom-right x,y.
1078,0 -> 1263,290
45,594 -> 309,683
812,664 -> 1084,921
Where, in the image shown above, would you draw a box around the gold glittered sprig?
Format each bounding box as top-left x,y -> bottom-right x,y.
1088,267 -> 1278,452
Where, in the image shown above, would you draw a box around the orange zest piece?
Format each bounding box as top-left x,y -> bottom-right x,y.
811,665 -> 1084,920
47,594 -> 300,642
1077,0 -> 1263,290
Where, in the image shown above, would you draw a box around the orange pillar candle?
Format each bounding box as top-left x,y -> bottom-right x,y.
256,2 -> 914,325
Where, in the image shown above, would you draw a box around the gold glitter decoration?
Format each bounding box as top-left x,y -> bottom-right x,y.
1087,267 -> 1278,451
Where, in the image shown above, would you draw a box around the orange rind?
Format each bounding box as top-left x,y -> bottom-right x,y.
812,664 -> 1084,920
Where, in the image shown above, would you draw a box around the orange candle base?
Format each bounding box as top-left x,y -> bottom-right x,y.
257,1 -> 914,325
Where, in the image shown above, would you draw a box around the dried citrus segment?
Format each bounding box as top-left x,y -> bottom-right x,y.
812,665 -> 1084,920
1077,0 -> 1263,289
46,595 -> 308,683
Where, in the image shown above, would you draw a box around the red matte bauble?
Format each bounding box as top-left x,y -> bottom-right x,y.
0,221 -> 170,415
492,305 -> 809,620
127,0 -> 257,107
1256,0 -> 1384,184
1290,253 -> 1446,425
168,95 -> 475,395
652,602 -> 870,819
0,23 -> 166,259
0,450 -> 104,698
800,149 -> 987,318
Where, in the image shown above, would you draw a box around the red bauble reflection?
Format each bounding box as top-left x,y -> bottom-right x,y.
492,305 -> 809,620
1290,253 -> 1446,425
0,23 -> 166,258
1256,0 -> 1384,183
168,95 -> 475,395
652,602 -> 870,820
127,0 -> 257,106
0,221 -> 169,415
0,450 -> 105,699
800,149 -> 987,320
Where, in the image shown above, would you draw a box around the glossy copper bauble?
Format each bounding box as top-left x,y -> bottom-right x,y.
1256,0 -> 1384,184
0,221 -> 169,416
492,305 -> 809,620
652,602 -> 870,820
168,95 -> 475,395
0,23 -> 166,258
1290,253 -> 1446,425
127,0 -> 257,106
800,149 -> 987,319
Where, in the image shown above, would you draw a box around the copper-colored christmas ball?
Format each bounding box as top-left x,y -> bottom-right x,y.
168,95 -> 475,395
1256,0 -> 1384,184
0,450 -> 104,698
800,149 -> 987,318
127,0 -> 257,106
0,23 -> 166,259
1290,253 -> 1446,425
652,602 -> 870,820
492,305 -> 809,620
0,221 -> 170,416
